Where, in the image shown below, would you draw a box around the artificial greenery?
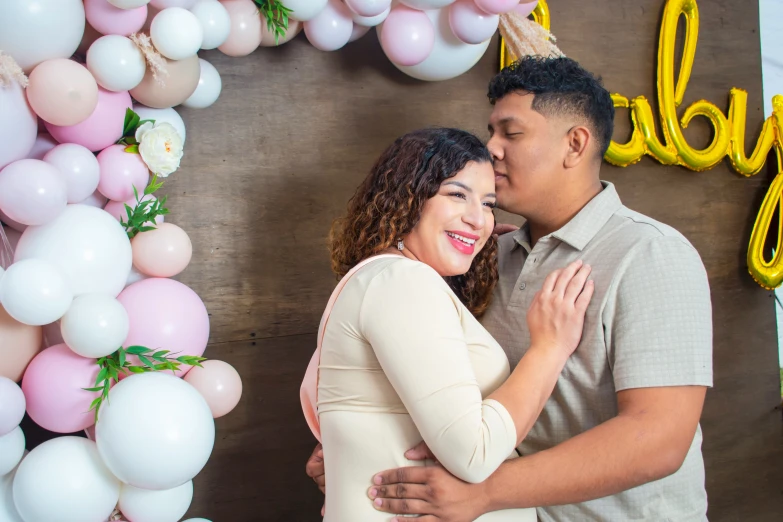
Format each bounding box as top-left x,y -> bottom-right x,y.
84,346 -> 206,422
117,108 -> 153,154
119,175 -> 170,239
254,0 -> 293,45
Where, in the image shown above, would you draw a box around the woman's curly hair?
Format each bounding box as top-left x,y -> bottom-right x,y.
330,128 -> 498,317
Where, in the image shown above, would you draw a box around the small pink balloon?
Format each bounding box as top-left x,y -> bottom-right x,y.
448,0 -> 498,45
380,5 -> 435,66
21,344 -> 99,433
0,377 -> 26,436
0,160 -> 68,226
474,0 -> 518,15
97,145 -> 150,202
345,0 -> 391,17
43,144 -> 101,203
104,194 -> 162,223
85,0 -> 148,36
132,222 -> 192,277
80,190 -> 109,208
25,133 -> 59,160
514,0 -> 538,18
26,59 -> 99,127
218,0 -> 263,57
45,88 -> 132,152
184,360 -> 242,418
304,0 -> 353,51
118,278 -> 209,377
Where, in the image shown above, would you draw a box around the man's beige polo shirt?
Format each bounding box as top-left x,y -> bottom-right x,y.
482,181 -> 713,521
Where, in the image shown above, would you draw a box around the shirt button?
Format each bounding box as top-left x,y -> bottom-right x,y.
519,282 -> 526,290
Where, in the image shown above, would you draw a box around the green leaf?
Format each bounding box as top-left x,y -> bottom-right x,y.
95,366 -> 108,387
138,118 -> 155,126
138,355 -> 154,368
126,346 -> 152,355
152,350 -> 170,360
127,365 -> 146,374
122,108 -> 135,136
88,397 -> 102,412
118,348 -> 126,366
124,144 -> 139,154
83,386 -> 104,392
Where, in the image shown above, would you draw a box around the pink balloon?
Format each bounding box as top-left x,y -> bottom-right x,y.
43,144 -> 101,203
448,0 -> 498,45
25,133 -> 59,160
184,360 -> 242,418
45,88 -> 132,152
26,59 -> 99,127
104,194 -> 162,223
304,0 -> 353,51
85,0 -> 148,36
380,6 -> 435,66
21,344 -> 99,433
0,160 -> 68,226
118,278 -> 209,377
218,0 -> 263,57
474,0 -> 518,15
0,377 -> 26,436
96,145 -> 150,202
514,0 -> 538,18
150,0 -> 197,8
345,0 -> 391,17
0,81 -> 37,170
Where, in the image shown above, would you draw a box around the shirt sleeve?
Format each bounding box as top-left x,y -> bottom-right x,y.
606,235 -> 713,391
359,260 -> 517,484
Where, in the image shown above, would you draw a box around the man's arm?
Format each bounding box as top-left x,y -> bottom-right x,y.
370,385 -> 706,520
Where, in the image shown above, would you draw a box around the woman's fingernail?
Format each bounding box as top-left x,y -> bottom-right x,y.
369,488 -> 378,498
374,498 -> 383,507
373,475 -> 382,485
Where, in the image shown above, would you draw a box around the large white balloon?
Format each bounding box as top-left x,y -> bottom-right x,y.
61,294 -> 130,358
133,104 -> 187,145
282,0 -> 328,21
0,427 -> 24,476
14,205 -> 133,298
0,259 -> 73,326
13,437 -> 120,522
108,0 -> 153,8
151,7 -> 204,60
379,7 -> 491,81
399,0 -> 455,8
191,0 -> 231,50
87,35 -> 147,92
118,481 -> 194,522
0,0 -> 86,72
96,373 -> 215,490
0,455 -> 23,522
0,82 -> 37,170
183,59 -> 222,109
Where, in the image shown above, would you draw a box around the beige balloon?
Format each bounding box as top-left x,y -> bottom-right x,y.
26,59 -> 99,126
131,222 -> 193,277
129,54 -> 200,109
0,304 -> 43,382
218,0 -> 263,57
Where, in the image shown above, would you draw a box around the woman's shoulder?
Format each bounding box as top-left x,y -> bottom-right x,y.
359,256 -> 447,290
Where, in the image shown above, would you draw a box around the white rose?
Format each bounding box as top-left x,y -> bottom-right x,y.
135,121 -> 184,177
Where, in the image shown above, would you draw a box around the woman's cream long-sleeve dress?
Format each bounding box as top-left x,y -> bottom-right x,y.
318,256 -> 536,521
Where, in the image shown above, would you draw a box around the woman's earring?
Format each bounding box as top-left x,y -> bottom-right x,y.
397,239 -> 404,251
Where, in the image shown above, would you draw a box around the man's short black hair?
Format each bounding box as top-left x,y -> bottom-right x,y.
488,56 -> 615,158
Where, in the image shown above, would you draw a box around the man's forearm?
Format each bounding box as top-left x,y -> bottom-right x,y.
482,413 -> 685,511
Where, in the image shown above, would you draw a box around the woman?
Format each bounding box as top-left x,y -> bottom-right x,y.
301,128 -> 592,521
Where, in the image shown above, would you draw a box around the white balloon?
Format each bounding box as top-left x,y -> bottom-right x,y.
352,6 -> 389,26
182,519 -> 212,522
345,0 -> 391,17
0,259 -> 73,326
14,205 -> 132,298
126,264 -> 150,287
96,373 -> 215,490
79,190 -> 110,209
282,0 -> 328,21
61,294 -> 130,358
0,82 -> 37,170
43,144 -> 102,204
399,0 -> 455,8
108,0 -> 153,8
0,455 -> 23,522
0,427 -> 24,476
380,7 -> 490,81
25,133 -> 59,161
0,0 -> 86,72
303,0 -> 353,51
132,105 -> 187,145
0,377 -> 25,437
13,437 -> 120,522
182,59 -> 222,109
118,481 -> 194,522
151,7 -> 204,60
87,35 -> 147,92
190,0 -> 231,50
151,0 -> 197,8
349,23 -> 371,42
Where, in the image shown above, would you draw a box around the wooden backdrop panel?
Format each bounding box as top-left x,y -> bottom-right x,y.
163,1 -> 783,519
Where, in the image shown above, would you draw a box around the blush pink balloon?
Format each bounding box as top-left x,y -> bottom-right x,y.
104,194 -> 162,223
184,360 -> 242,418
118,278 -> 209,377
45,88 -> 132,152
25,133 -> 59,160
21,344 -> 99,433
131,222 -> 192,277
43,144 -> 101,203
304,0 -> 353,51
0,160 -> 68,226
379,5 -> 435,66
97,145 -> 150,202
26,59 -> 99,127
474,0 -> 518,15
85,0 -> 148,36
218,0 -> 263,57
448,0 -> 498,44
514,0 -> 538,17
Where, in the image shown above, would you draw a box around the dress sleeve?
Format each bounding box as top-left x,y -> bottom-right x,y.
359,260 -> 517,483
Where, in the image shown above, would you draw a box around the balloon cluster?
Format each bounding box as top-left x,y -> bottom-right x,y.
0,1 -> 245,521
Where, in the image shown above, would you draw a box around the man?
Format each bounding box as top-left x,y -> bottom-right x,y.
307,56 -> 713,521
